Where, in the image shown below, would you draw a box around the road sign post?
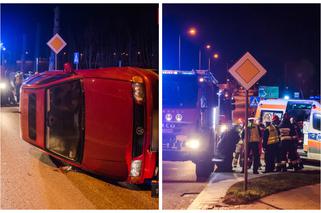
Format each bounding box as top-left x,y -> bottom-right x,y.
228,52 -> 267,191
47,33 -> 66,70
244,89 -> 249,190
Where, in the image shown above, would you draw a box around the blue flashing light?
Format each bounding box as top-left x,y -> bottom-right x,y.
284,95 -> 290,100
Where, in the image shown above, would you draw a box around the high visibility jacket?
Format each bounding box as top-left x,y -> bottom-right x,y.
249,126 -> 260,142
267,125 -> 279,145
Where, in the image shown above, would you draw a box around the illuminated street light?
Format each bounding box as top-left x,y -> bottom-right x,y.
213,53 -> 219,59
206,44 -> 211,49
188,27 -> 197,36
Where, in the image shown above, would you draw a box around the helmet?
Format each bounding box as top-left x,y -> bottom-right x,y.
283,112 -> 290,120
272,115 -> 280,122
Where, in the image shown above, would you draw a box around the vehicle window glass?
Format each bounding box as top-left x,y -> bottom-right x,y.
28,93 -> 37,140
25,75 -> 49,84
286,102 -> 312,122
313,113 -> 321,131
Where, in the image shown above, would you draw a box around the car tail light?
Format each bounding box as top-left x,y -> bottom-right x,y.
129,160 -> 142,177
132,76 -> 145,157
132,76 -> 145,104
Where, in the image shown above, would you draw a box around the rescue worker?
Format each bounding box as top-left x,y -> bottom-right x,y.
216,124 -> 240,172
289,117 -> 303,170
263,120 -> 280,173
271,115 -> 282,172
232,121 -> 244,168
14,72 -> 23,103
278,113 -> 296,172
243,119 -> 261,174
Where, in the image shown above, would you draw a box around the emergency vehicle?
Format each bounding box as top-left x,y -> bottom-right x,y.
20,64 -> 158,187
255,99 -> 321,160
162,70 -> 219,180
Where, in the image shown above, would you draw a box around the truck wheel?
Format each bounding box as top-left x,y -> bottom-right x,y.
195,160 -> 214,182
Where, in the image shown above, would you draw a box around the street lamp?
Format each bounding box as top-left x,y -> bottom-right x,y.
188,27 -> 197,36
178,27 -> 197,70
213,53 -> 219,59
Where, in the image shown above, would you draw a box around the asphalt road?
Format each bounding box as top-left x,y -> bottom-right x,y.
0,107 -> 158,209
162,161 -> 207,209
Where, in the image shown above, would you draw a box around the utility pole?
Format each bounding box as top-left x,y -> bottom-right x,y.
49,6 -> 60,71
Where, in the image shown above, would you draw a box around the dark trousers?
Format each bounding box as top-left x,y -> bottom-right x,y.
288,141 -> 298,164
265,143 -> 278,172
280,140 -> 291,165
248,142 -> 260,172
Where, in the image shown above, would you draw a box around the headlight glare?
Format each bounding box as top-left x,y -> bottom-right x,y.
186,139 -> 200,149
0,82 -> 7,90
220,125 -> 228,134
175,113 -> 183,122
165,113 -> 172,121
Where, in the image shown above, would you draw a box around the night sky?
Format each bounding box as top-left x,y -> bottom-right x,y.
1,4 -> 158,69
163,4 -> 320,96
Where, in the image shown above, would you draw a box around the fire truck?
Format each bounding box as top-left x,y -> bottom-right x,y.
255,99 -> 321,160
162,70 -> 219,180
20,64 -> 158,189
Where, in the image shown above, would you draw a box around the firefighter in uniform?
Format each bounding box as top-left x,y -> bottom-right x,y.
232,121 -> 244,168
271,115 -> 282,172
263,120 -> 280,173
246,119 -> 261,174
289,117 -> 303,170
278,113 -> 296,172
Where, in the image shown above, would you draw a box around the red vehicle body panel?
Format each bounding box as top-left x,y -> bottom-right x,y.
20,67 -> 158,184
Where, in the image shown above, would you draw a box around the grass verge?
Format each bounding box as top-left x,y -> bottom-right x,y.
223,170 -> 320,205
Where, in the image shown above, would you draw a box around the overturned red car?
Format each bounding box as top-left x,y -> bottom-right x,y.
20,64 -> 158,185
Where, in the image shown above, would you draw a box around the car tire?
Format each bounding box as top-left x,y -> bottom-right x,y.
195,160 -> 214,182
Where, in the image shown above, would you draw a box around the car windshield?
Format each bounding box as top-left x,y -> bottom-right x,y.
163,74 -> 198,108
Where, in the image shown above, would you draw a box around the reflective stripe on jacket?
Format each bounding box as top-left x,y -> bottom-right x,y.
267,125 -> 279,145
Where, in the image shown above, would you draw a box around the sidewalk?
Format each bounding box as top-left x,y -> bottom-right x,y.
235,184 -> 320,210
188,171 -> 320,210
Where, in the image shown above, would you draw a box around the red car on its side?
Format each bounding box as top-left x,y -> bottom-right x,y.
20,65 -> 158,185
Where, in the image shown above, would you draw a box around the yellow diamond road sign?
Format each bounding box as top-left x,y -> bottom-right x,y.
228,52 -> 267,90
47,33 -> 66,54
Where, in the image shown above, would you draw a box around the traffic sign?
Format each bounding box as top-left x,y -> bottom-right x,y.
228,52 -> 267,90
228,52 -> 267,191
259,86 -> 279,99
47,33 -> 66,54
74,52 -> 79,64
250,96 -> 260,107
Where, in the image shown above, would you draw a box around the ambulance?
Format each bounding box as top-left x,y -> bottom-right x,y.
255,99 -> 321,160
